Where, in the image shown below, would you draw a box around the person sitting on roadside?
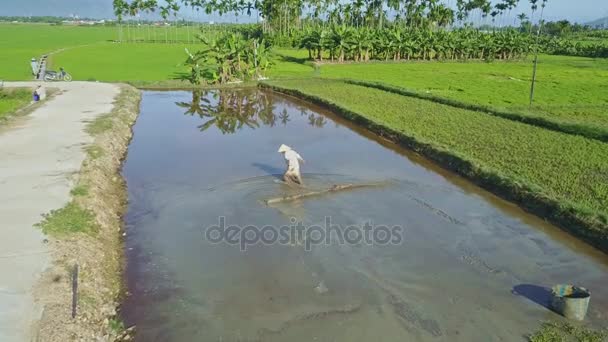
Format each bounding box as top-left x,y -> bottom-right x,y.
33,85 -> 42,102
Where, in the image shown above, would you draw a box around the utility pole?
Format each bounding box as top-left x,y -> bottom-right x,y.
529,2 -> 546,107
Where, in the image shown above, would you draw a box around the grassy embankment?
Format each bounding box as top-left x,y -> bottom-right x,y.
529,322 -> 607,342
35,85 -> 140,340
0,88 -> 31,121
262,79 -> 608,253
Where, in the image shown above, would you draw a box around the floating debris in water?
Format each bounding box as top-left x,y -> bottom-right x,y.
314,281 -> 329,294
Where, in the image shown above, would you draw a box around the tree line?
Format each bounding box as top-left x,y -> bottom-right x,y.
111,0 -> 607,84
297,25 -> 530,62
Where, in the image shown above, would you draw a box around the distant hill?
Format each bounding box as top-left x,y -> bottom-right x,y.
586,16 -> 608,28
3,0 -> 115,19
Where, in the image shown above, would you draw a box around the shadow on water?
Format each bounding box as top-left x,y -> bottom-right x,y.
252,162 -> 284,180
512,284 -> 553,310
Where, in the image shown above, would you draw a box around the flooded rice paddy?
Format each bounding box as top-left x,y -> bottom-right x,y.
121,89 -> 608,341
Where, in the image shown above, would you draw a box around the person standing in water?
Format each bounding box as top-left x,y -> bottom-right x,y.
278,144 -> 305,185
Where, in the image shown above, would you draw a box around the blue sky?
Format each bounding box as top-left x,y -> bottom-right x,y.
4,0 -> 608,23
506,0 -> 608,22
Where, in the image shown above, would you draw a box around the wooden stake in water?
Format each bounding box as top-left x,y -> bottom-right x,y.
264,182 -> 386,205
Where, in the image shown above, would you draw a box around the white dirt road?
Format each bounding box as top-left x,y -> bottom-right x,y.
0,82 -> 120,342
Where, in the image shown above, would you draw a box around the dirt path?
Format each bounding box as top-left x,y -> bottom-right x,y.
0,82 -> 120,342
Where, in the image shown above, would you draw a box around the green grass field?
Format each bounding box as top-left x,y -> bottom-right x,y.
3,24 -> 605,122
319,54 -> 608,106
0,88 -> 31,121
0,23 -> 116,80
272,48 -> 608,140
0,23 -> 207,81
51,42 -> 200,82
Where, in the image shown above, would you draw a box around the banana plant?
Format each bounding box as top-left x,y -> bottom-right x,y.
182,31 -> 274,85
330,24 -> 356,63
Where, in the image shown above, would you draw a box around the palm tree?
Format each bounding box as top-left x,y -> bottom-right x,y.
517,12 -> 529,28
529,0 -> 539,34
428,4 -> 455,29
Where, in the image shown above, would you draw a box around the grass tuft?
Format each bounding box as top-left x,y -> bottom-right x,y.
529,321 -> 607,342
35,201 -> 97,236
70,184 -> 89,197
108,317 -> 125,334
86,114 -> 114,135
85,145 -> 104,159
0,88 -> 32,122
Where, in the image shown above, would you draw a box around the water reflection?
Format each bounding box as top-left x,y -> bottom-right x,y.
175,89 -> 327,134
124,90 -> 608,341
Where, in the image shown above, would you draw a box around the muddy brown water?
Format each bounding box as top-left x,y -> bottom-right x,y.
121,89 -> 608,341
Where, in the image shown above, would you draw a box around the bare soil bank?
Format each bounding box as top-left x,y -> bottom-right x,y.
33,85 -> 140,341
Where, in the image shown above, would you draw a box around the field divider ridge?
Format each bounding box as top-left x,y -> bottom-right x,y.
335,78 -> 608,143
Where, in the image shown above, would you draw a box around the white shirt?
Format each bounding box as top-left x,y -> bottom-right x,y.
284,149 -> 304,173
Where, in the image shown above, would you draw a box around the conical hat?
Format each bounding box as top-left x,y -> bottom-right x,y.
278,144 -> 291,153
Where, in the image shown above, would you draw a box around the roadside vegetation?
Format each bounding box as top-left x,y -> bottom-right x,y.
0,88 -> 31,121
35,201 -> 97,236
262,78 -> 608,252
529,321 -> 607,342
85,113 -> 114,135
